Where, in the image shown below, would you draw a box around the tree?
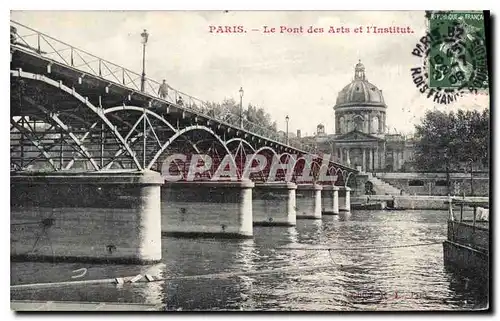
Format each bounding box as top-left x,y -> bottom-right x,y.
414,109 -> 489,173
205,99 -> 278,134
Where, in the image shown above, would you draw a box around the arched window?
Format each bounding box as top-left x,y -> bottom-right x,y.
353,115 -> 364,131
347,118 -> 353,132
339,117 -> 345,134
371,116 -> 379,133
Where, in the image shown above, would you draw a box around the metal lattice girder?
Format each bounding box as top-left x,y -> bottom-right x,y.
64,121 -> 99,170
147,125 -> 237,171
102,106 -> 241,179
242,146 -> 280,182
226,139 -> 254,179
102,106 -> 177,170
10,117 -> 58,170
11,70 -> 142,170
23,97 -> 100,170
10,117 -> 65,166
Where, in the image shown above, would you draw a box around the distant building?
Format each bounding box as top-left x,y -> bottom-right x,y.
307,60 -> 416,172
316,124 -> 326,136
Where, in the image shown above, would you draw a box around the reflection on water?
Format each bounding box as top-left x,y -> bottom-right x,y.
11,209 -> 489,311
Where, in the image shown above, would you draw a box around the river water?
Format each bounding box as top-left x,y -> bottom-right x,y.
11,209 -> 489,311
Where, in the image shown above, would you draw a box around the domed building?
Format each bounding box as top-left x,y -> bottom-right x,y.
313,60 -> 415,172
335,60 -> 386,135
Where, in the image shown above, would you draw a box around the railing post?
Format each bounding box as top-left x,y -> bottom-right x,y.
20,117 -> 25,169
70,47 -> 74,66
37,33 -> 41,54
473,205 -> 477,228
143,107 -> 147,169
59,128 -> 64,170
122,68 -> 125,85
98,59 -> 102,76
448,195 -> 453,221
100,123 -> 105,168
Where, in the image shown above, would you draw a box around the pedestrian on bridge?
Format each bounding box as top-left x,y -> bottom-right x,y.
10,26 -> 17,44
158,80 -> 170,100
177,95 -> 184,106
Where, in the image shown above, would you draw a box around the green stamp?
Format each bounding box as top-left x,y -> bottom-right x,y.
428,11 -> 488,90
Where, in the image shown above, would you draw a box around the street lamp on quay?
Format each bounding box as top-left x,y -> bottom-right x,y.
468,158 -> 474,196
443,151 -> 451,196
285,115 -> 289,145
140,29 -> 149,92
239,87 -> 244,129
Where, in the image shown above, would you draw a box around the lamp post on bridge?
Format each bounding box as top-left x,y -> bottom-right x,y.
140,29 -> 149,92
239,87 -> 244,129
285,115 -> 289,145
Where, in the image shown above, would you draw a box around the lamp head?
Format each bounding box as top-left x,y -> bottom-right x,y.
141,29 -> 149,44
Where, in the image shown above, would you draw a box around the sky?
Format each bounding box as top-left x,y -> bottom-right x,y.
11,10 -> 489,136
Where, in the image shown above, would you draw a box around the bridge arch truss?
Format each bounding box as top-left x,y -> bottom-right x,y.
10,56 -> 357,186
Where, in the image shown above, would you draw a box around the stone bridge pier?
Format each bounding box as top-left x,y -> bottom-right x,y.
10,170 -> 163,264
161,180 -> 254,238
253,182 -> 297,226
338,186 -> 352,212
295,184 -> 323,219
322,185 -> 339,215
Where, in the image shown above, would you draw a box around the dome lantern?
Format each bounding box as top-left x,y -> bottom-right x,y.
354,59 -> 366,80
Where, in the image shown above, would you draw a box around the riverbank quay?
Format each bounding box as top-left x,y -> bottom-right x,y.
351,195 -> 489,210
11,300 -> 160,311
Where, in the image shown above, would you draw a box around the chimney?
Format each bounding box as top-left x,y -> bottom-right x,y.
296,129 -> 301,139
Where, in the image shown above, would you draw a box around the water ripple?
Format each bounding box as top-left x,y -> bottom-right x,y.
11,209 -> 488,310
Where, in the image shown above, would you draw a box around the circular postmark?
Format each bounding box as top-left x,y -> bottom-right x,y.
410,11 -> 488,104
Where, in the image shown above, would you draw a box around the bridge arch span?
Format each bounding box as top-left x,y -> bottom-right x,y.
147,125 -> 238,173
103,105 -> 177,132
225,138 -> 256,152
344,171 -> 355,187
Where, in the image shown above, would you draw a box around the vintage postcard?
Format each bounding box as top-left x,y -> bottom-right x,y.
10,10 -> 490,311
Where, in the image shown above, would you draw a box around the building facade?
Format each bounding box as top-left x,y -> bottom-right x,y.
313,61 -> 415,172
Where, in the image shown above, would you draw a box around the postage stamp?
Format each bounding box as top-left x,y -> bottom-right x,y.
410,11 -> 489,104
427,11 -> 488,90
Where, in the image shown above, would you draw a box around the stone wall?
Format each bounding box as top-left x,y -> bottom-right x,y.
351,173 -> 369,196
375,172 -> 489,196
352,195 -> 489,210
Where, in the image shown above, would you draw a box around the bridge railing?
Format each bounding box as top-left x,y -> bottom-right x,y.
10,20 -> 318,154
